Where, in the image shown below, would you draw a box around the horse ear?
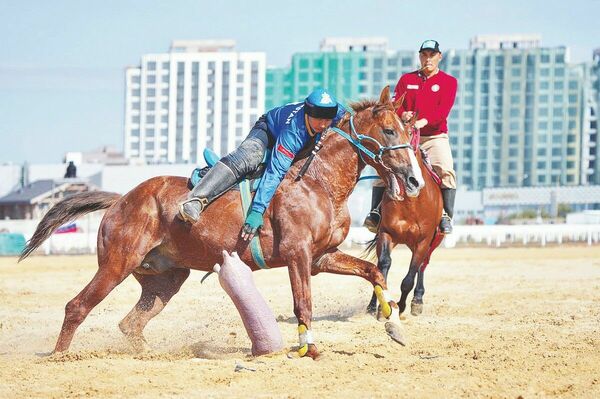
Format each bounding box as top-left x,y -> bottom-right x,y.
378,86 -> 391,105
392,92 -> 406,112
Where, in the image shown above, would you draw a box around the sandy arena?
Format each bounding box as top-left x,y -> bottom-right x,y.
1,246 -> 599,398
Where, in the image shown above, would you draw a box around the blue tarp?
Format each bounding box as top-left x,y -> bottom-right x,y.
0,233 -> 26,256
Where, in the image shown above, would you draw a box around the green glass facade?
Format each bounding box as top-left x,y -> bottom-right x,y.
267,45 -> 592,190
266,50 -> 416,109
441,47 -> 585,189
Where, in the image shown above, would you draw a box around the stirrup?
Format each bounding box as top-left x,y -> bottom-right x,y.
439,214 -> 453,234
363,209 -> 381,233
178,197 -> 209,223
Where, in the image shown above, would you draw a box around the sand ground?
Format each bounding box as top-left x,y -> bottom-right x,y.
1,246 -> 599,398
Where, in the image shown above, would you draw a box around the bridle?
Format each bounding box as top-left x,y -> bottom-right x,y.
330,113 -> 414,171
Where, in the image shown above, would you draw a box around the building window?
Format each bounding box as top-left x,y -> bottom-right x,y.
147,61 -> 156,71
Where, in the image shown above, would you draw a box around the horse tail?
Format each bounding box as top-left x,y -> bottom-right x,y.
361,232 -> 379,262
19,191 -> 122,262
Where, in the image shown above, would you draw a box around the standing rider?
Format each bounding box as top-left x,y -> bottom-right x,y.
364,39 -> 458,234
178,88 -> 347,240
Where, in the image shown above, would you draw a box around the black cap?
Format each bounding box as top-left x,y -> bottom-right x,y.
419,40 -> 440,53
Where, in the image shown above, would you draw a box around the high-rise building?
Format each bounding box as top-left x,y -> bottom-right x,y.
124,40 -> 265,164
266,35 -> 592,190
442,35 -> 586,189
266,38 -> 416,109
585,48 -> 600,184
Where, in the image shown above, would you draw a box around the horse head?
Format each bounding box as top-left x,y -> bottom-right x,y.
348,86 -> 425,199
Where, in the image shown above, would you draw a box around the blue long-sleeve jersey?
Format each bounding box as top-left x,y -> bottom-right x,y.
251,102 -> 347,214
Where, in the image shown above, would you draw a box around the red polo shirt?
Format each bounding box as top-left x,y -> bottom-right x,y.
393,69 -> 458,136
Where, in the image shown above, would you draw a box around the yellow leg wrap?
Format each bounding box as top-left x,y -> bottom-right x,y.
297,324 -> 309,357
374,285 -> 392,318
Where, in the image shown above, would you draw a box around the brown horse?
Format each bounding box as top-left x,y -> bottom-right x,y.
20,87 -> 420,359
366,127 -> 446,317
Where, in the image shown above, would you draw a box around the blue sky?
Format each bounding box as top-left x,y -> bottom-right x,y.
1,0 -> 599,164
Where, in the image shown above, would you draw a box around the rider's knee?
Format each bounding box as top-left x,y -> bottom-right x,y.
222,138 -> 266,178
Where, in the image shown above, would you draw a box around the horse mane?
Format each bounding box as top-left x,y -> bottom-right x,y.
349,99 -> 378,113
349,99 -> 395,116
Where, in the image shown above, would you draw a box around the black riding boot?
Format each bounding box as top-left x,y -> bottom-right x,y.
440,188 -> 456,234
363,185 -> 385,233
178,161 -> 238,223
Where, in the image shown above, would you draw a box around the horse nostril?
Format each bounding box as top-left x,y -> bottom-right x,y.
408,176 -> 419,189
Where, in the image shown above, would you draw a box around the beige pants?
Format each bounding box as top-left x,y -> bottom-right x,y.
373,133 -> 456,189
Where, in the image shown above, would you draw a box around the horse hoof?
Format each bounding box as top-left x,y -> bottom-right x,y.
298,344 -> 320,360
122,333 -> 148,352
411,302 -> 423,316
385,322 -> 406,346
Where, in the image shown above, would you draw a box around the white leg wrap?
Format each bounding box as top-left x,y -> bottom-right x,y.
299,330 -> 314,346
382,289 -> 392,303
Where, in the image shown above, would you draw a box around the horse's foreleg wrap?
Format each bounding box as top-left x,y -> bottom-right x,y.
374,285 -> 393,319
297,324 -> 315,357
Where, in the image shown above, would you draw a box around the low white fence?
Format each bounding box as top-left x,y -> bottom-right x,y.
446,224 -> 600,248
344,224 -> 600,249
3,218 -> 600,256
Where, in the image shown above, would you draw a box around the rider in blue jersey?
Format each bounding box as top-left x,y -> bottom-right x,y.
178,88 -> 347,240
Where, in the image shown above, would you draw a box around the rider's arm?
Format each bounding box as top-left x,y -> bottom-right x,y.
251,123 -> 305,214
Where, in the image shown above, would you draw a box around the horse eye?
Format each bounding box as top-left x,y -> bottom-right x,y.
383,128 -> 395,136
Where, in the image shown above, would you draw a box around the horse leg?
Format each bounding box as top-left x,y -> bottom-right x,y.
286,248 -> 319,359
398,241 -> 430,315
118,268 -> 191,349
55,216 -> 163,353
411,231 -> 444,316
411,270 -> 425,316
367,233 -> 396,314
314,248 -> 396,320
54,265 -> 131,352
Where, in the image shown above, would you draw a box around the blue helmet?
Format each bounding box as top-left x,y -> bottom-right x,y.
305,88 -> 338,119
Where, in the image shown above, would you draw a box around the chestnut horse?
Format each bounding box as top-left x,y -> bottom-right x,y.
366,127 -> 445,317
20,87 -> 421,359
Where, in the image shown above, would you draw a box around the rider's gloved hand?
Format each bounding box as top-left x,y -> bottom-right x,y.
241,210 -> 264,241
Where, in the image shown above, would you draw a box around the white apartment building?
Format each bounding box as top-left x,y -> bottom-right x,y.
124,40 -> 266,164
